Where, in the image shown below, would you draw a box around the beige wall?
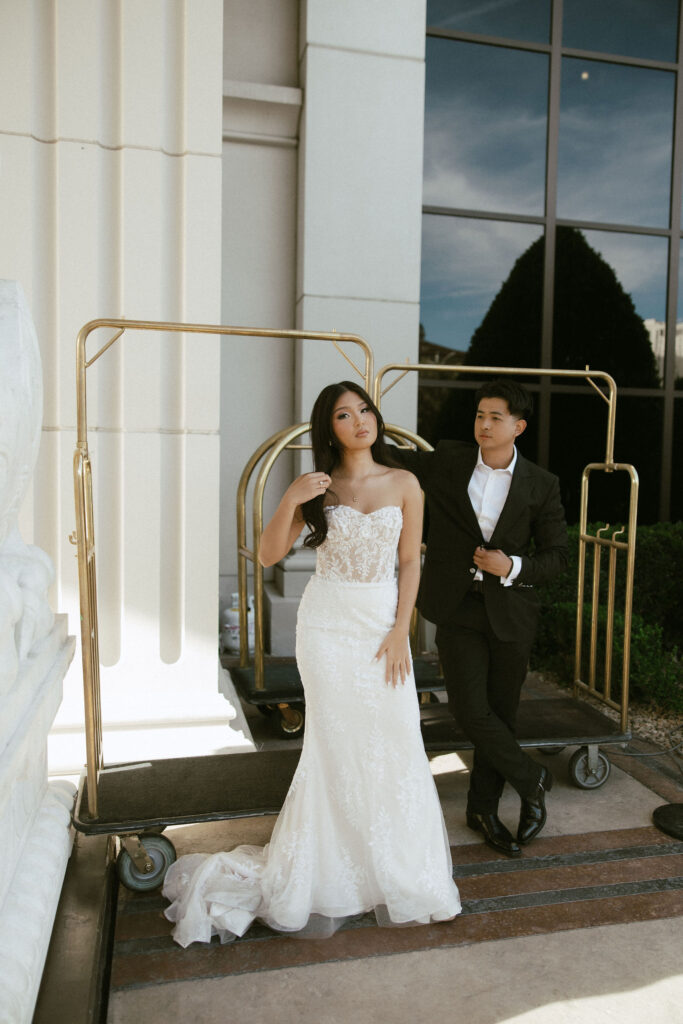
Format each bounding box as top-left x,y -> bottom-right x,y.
219,0 -> 301,606
218,0 -> 427,605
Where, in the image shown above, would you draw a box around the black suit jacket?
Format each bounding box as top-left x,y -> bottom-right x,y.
395,441 -> 568,643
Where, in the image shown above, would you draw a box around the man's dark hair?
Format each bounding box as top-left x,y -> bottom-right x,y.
474,379 -> 533,421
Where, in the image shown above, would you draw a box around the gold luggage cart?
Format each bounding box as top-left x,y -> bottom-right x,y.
71,318 -> 373,889
228,362 -> 637,796
375,362 -> 637,791
71,321 -> 637,890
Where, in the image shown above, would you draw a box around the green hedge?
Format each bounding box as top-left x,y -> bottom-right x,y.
540,521 -> 682,652
531,522 -> 683,712
532,602 -> 683,713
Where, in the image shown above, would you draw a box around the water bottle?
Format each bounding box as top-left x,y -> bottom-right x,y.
221,593 -> 240,654
247,595 -> 255,653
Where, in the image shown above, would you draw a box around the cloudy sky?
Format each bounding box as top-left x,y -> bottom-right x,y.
420,3 -> 679,352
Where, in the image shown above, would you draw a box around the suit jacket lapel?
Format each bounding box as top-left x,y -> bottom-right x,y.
490,452 -> 531,547
453,448 -> 484,540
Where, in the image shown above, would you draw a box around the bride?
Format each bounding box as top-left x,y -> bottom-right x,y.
162,381 -> 461,946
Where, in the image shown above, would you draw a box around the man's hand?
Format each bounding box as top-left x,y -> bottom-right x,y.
473,545 -> 513,578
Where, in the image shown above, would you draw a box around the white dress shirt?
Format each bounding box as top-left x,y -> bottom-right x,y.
467,447 -> 522,587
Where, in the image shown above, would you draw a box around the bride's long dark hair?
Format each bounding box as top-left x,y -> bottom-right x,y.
301,380 -> 397,548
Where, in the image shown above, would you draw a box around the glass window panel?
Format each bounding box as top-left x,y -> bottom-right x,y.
549,395 -> 662,524
558,58 -> 674,228
552,227 -> 665,388
673,399 -> 683,520
418,380 -> 540,460
420,214 -> 542,357
426,0 -> 550,44
424,38 -> 548,215
563,0 -> 679,63
672,239 -> 683,387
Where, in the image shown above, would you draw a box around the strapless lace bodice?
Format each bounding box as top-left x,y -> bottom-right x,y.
315,505 -> 402,583
162,496 -> 461,947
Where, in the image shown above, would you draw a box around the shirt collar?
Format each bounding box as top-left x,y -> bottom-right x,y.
476,446 -> 517,474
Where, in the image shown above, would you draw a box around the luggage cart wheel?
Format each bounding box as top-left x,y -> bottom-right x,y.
257,703 -> 276,717
275,703 -> 305,739
117,833 -> 177,892
568,746 -> 611,789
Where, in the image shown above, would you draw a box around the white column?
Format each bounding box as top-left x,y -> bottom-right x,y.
296,0 -> 426,426
0,1 -> 253,772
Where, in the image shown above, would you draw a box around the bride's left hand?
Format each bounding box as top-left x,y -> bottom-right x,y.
375,628 -> 411,687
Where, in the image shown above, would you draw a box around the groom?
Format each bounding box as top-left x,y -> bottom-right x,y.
396,379 -> 568,857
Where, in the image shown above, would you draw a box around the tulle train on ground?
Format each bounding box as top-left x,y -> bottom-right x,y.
163,508 -> 461,946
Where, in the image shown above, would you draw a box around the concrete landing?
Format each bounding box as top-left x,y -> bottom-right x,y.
106,729 -> 683,1024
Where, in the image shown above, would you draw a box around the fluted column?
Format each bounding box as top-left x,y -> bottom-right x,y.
0,0 -> 252,771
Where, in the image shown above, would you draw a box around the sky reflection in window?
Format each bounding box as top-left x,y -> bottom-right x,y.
420,214 -> 541,353
558,58 -> 674,228
563,0 -> 678,62
424,38 -> 548,215
426,0 -> 550,43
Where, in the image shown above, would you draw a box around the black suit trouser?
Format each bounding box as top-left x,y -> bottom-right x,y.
436,592 -> 543,815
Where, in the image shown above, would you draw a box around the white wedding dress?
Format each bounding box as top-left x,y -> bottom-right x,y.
163,505 -> 461,946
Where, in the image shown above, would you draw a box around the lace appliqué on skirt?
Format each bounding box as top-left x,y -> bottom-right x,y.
163,505 -> 461,945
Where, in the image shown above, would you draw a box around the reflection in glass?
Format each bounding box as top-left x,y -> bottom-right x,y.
563,0 -> 678,63
549,394 -> 662,524
551,227 -> 663,388
426,0 -> 550,43
673,400 -> 683,520
672,239 -> 683,388
424,38 -> 548,215
558,59 -> 674,228
420,214 -> 542,355
419,380 -> 540,459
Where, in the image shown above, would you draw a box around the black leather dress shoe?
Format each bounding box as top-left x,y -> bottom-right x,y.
517,767 -> 554,845
466,812 -> 521,857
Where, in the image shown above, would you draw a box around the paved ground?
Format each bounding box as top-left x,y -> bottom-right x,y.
107,682 -> 683,1024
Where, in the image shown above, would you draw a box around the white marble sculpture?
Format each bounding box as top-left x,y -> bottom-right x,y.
0,281 -> 76,1024
0,280 -> 55,695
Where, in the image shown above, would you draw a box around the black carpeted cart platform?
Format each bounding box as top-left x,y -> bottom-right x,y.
227,654 -> 445,738
73,749 -> 303,891
419,695 -> 630,790
227,655 -> 629,794
73,749 -> 302,835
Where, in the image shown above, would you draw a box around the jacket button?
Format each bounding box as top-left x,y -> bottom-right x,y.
469,567 -> 475,574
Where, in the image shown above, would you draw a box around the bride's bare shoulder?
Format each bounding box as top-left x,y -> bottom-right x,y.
386,466 -> 421,495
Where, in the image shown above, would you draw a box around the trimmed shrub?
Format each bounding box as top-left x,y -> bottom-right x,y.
540,521 -> 682,653
532,601 -> 683,713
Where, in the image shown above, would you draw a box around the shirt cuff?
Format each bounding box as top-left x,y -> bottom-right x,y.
501,555 -> 521,587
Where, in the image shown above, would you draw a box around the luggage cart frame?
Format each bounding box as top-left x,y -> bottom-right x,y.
374,362 -> 637,789
230,362 -> 637,791
71,319 -> 372,887
71,322 -> 637,890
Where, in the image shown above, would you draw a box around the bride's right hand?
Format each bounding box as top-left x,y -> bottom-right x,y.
284,472 -> 331,508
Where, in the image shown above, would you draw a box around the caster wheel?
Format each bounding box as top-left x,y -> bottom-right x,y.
117,834 -> 176,891
275,704 -> 305,739
421,691 -> 441,704
256,704 -> 276,717
568,746 -> 611,789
